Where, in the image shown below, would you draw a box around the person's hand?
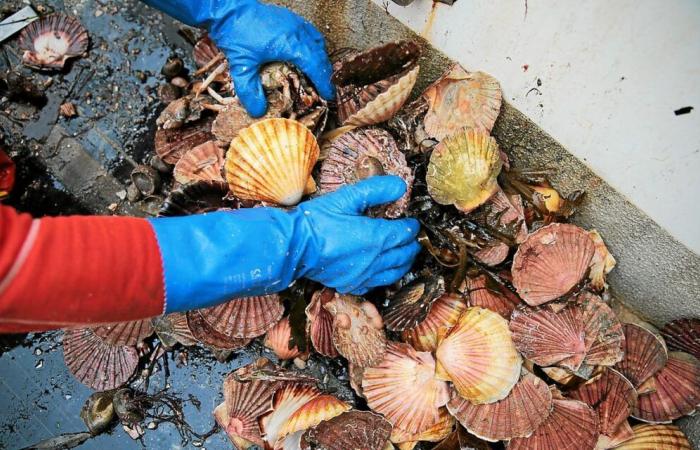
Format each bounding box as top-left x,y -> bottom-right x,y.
142,0 -> 334,117
148,176 -> 421,312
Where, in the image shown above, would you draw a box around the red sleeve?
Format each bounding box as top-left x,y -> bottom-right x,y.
0,205 -> 165,333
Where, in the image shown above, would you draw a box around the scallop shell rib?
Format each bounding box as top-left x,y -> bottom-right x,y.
512,223 -> 596,306
173,141 -> 225,184
63,328 -> 139,391
259,383 -> 322,447
587,230 -> 616,292
319,128 -> 414,218
390,407 -> 454,445
448,372 -> 553,442
306,288 -> 339,358
200,295 -> 283,339
301,410 -> 393,450
225,118 -> 319,206
151,313 -> 198,348
611,424 -> 691,450
401,293 -> 466,353
508,398 -> 600,450
466,274 -> 520,320
92,319 -> 154,346
661,318 -> 700,360
632,351 -> 700,423
186,309 -> 250,350
615,323 -> 668,389
18,14 -> 88,69
435,307 -> 522,404
426,128 -> 502,213
384,277 -> 446,332
155,116 -> 215,165
422,64 -> 502,140
158,180 -> 235,217
363,342 -> 450,433
277,395 -> 350,444
264,317 -> 302,361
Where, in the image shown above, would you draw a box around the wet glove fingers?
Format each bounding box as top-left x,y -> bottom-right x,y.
229,62 -> 267,118
288,23 -> 335,100
327,175 -> 409,214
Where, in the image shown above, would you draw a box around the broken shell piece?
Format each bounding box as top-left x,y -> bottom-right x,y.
131,165 -> 161,196
306,288 -> 339,358
301,410 -> 393,450
277,395 -> 350,446
63,328 -> 139,391
465,273 -> 520,319
447,371 -> 553,442
422,64 -> 502,141
264,317 -> 303,360
615,323 -> 668,390
92,319 -> 154,346
151,312 -> 198,348
260,384 -> 322,447
173,141 -> 225,184
18,14 -> 88,70
157,95 -> 209,130
60,102 -> 78,118
632,351 -> 700,423
332,40 -> 421,127
325,294 -> 387,367
401,293 -> 466,353
426,128 -> 502,213
384,277 -> 446,332
186,309 -> 250,350
363,343 -> 450,433
319,128 -> 414,218
155,116 -> 215,165
435,307 -> 522,404
159,181 -> 235,217
225,118 -> 319,206
390,407 -> 454,445
612,424 -> 691,450
661,318 -> 700,360
588,230 -> 616,292
200,295 -> 283,339
512,223 -> 596,306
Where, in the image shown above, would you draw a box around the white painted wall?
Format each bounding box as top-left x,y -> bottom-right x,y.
374,0 -> 700,254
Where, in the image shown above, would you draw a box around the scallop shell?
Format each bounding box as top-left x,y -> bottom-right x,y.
200,295 -> 284,339
151,312 -> 198,348
401,293 -> 466,353
225,118 -> 319,206
422,64 -> 502,141
390,407 -> 454,445
186,309 -> 250,350
541,366 -> 583,387
615,323 -> 668,390
435,307 -> 522,404
155,116 -> 215,165
63,328 -> 139,391
473,188 -> 528,244
18,14 -> 88,69
384,277 -> 446,332
306,288 -> 339,358
260,384 -> 322,447
301,410 -> 393,450
325,294 -> 387,367
173,141 -> 225,184
512,223 -> 596,306
432,426 -> 491,450
363,342 -> 450,433
661,318 -> 700,360
426,128 -> 502,213
587,230 -> 616,292
333,40 -> 421,127
576,292 -> 625,367
319,128 -> 414,218
567,368 -> 638,440
448,371 -> 552,442
193,35 -> 222,68
264,317 -> 303,360
508,397 -> 600,450
611,424 -> 691,450
277,395 -> 350,445
214,403 -> 255,450
631,351 -> 700,423
597,420 -> 635,449
92,319 -> 154,346
158,180 -> 236,217
473,240 -> 509,266
466,273 -> 520,319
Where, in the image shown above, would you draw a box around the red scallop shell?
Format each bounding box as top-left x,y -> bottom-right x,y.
632,351 -> 700,423
466,273 -> 520,319
264,317 -> 303,361
448,371 -> 553,442
92,319 -> 154,346
301,410 -> 393,450
186,309 -> 250,350
200,295 -> 284,339
63,328 -> 139,391
401,293 -> 466,353
512,223 -> 596,306
615,323 -> 668,389
384,277 -> 446,332
173,140 -> 225,184
151,312 -> 198,348
18,14 -> 88,69
306,288 -> 339,358
155,116 -> 215,165
661,318 -> 700,360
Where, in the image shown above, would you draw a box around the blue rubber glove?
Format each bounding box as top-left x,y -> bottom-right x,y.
149,176 -> 421,313
141,0 -> 334,117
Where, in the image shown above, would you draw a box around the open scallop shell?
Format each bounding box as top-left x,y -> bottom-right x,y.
435,307 -> 522,404
18,14 -> 88,70
567,368 -> 638,440
151,313 -> 198,348
260,383 -> 322,447
264,317 -> 303,361
92,319 -> 154,346
155,116 -> 215,165
512,223 -> 596,306
306,288 -> 339,358
200,295 -> 283,340
426,128 -> 502,213
401,293 -> 466,353
225,118 -> 319,206
614,323 -> 668,390
611,424 -> 691,450
159,180 -> 236,217
384,277 -> 446,332
390,407 -> 454,445
363,342 -> 450,433
186,309 -> 250,350
173,141 -> 225,184
319,128 -> 413,218
465,273 -> 520,320
325,294 -> 387,367
63,328 -> 139,391
661,318 -> 700,360
277,395 -> 350,447
587,230 -> 616,292
632,351 -> 700,423
422,64 -> 502,141
332,40 -> 420,127
301,410 -> 393,450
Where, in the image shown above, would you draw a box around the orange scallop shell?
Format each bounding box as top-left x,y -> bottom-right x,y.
259,383 -> 322,447
301,410 -> 393,450
173,141 -> 225,184
92,319 -> 154,346
661,318 -> 700,360
384,277 -> 446,332
155,116 -> 215,165
264,317 -> 303,361
512,223 -> 596,306
448,371 -> 553,442
390,407 -> 454,445
615,323 -> 668,390
401,293 -> 466,353
151,312 -> 198,348
186,309 -> 250,350
63,328 -> 138,391
611,424 -> 691,450
200,295 -> 284,339
306,288 -> 339,358
277,394 -> 350,447
18,14 -> 88,69
466,273 -> 520,319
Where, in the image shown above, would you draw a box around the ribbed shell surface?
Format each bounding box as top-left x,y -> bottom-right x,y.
200,295 -> 283,339
18,14 -> 88,69
222,373 -> 280,447
615,323 -> 668,389
612,424 -> 691,450
401,293 -> 466,353
383,277 -> 445,332
306,289 -> 339,358
264,317 -> 302,360
92,319 -> 154,346
466,274 -> 520,319
173,141 -> 225,184
301,410 -> 393,450
661,318 -> 700,360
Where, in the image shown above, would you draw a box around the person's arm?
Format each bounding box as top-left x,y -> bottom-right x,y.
141,0 -> 334,117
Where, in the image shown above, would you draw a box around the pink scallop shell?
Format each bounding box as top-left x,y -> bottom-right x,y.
264,317 -> 303,361
173,140 -> 225,184
661,318 -> 700,360
186,309 -> 251,350
151,312 -> 198,348
401,293 -> 466,353
200,295 -> 284,339
383,277 -> 446,332
155,116 -> 215,165
18,14 -> 88,69
306,288 -> 339,358
615,323 -> 668,389
259,383 -> 322,447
